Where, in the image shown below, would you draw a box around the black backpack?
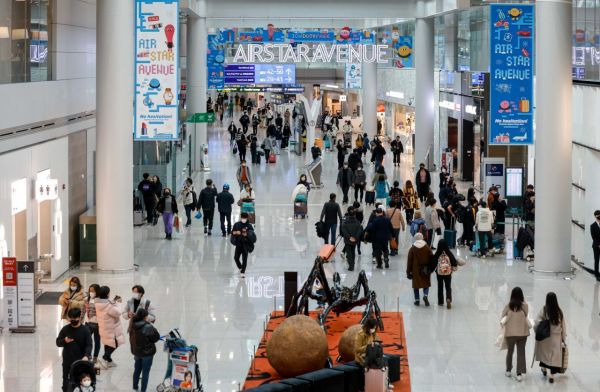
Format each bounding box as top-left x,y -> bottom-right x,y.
364,341 -> 385,369
191,189 -> 198,206
315,221 -> 327,239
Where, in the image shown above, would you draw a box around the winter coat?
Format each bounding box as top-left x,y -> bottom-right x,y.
354,330 -> 378,366
386,207 -> 406,231
409,218 -> 427,237
415,168 -> 431,187
353,169 -> 367,186
501,303 -> 530,337
122,297 -> 156,324
263,137 -> 274,151
236,165 -> 253,187
402,187 -> 419,210
180,185 -> 196,207
230,221 -> 256,252
475,207 -> 494,232
197,186 -> 218,211
156,195 -> 178,214
95,299 -> 126,349
59,288 -> 86,320
320,201 -> 342,225
337,168 -> 354,188
406,240 -> 433,289
129,319 -> 160,357
365,215 -> 394,244
347,152 -> 361,171
340,216 -> 363,246
533,307 -> 566,368
216,191 -> 235,214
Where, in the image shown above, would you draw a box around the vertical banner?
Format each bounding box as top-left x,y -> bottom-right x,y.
489,4 -> 534,145
207,34 -> 225,90
17,261 -> 35,328
134,0 -> 180,140
2,257 -> 17,329
393,36 -> 413,68
345,63 -> 362,89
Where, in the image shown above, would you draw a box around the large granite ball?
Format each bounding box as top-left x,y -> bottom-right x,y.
338,324 -> 362,362
266,315 -> 329,377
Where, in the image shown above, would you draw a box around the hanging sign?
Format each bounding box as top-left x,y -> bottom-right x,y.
2,257 -> 17,329
345,63 -> 362,89
489,4 -> 534,145
207,33 -> 225,90
134,0 -> 180,141
224,64 -> 296,85
393,36 -> 413,68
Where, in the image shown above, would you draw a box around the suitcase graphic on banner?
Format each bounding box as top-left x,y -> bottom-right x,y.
519,98 -> 530,113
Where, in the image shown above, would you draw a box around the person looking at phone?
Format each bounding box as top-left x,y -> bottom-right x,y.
95,286 -> 126,369
56,307 -> 92,392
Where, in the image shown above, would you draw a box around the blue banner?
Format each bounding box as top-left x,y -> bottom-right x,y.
223,64 -> 296,85
207,34 -> 225,90
489,4 -> 534,145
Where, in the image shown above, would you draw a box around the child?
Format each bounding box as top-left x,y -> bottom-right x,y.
73,373 -> 94,392
180,370 -> 193,389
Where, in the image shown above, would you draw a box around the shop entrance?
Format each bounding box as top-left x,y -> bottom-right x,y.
462,119 -> 475,181
448,117 -> 458,175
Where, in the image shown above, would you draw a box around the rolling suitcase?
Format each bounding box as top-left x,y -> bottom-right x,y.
444,229 -> 457,248
365,190 -> 376,205
269,153 -> 277,163
364,368 -> 387,392
513,239 -> 522,259
133,210 -> 145,226
318,244 -> 336,262
384,354 -> 401,383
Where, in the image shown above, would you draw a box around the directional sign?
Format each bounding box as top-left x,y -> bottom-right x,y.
188,112 -> 216,123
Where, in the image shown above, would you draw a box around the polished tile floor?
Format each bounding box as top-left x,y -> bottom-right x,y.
2,117 -> 600,392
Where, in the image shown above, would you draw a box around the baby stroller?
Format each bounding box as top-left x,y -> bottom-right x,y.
69,360 -> 96,392
157,328 -> 203,392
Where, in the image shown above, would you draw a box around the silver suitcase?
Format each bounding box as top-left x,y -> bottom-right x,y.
133,210 -> 145,226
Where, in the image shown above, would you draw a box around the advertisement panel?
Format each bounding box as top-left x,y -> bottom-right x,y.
134,0 -> 180,141
393,36 -> 413,68
207,34 -> 225,90
489,4 -> 534,145
345,63 -> 362,89
224,64 -> 295,85
2,257 -> 17,329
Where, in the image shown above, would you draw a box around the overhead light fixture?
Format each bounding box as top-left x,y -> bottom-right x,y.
323,84 -> 339,89
0,27 -> 8,39
385,91 -> 404,99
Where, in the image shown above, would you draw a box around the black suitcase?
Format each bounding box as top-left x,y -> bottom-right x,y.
297,368 -> 345,392
365,190 -> 375,205
384,354 -> 401,383
279,377 -> 311,392
332,362 -> 364,392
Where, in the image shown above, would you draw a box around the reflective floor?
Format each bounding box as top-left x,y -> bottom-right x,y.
2,116 -> 600,392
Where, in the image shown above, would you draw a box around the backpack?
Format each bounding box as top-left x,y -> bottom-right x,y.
364,341 -> 385,369
437,252 -> 452,276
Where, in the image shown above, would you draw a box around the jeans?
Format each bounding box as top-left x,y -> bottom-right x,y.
354,184 -> 365,202
324,223 -> 337,245
184,204 -> 194,226
234,246 -> 249,273
133,355 -> 154,392
346,244 -> 357,270
373,241 -> 389,267
477,231 -> 493,255
505,336 -> 527,375
86,322 -> 101,358
162,212 -> 173,235
413,287 -> 429,300
220,211 -> 232,235
436,273 -> 452,304
203,208 -> 214,230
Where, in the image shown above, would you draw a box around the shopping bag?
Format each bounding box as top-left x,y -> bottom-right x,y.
173,214 -> 180,233
495,326 -> 507,350
195,211 -> 202,219
390,237 -> 398,250
559,344 -> 568,373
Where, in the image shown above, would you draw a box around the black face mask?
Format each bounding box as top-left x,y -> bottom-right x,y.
70,319 -> 80,327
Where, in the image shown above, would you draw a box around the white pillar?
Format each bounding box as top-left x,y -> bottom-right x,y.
187,7 -> 207,171
96,0 -> 134,271
414,17 -> 434,168
361,61 -> 377,137
534,0 -> 572,273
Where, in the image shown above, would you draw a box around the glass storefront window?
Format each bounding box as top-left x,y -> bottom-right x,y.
573,0 -> 600,81
0,0 -> 51,84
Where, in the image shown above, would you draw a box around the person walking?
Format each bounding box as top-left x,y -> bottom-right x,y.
407,232 -> 433,306
59,276 -> 86,321
56,308 -> 92,392
237,133 -> 248,162
353,163 -> 367,203
197,179 -> 218,235
386,200 -> 406,256
591,210 -> 600,281
391,135 -> 404,166
533,292 -> 567,384
415,163 -> 431,202
501,287 -> 531,382
231,212 -> 256,278
239,111 -> 250,133
311,141 -> 322,161
340,207 -> 363,271
236,160 -> 252,191
336,139 -> 346,169
217,184 -> 235,237
130,308 -> 160,392
389,181 -> 404,207
460,198 -> 478,248
361,133 -> 370,158
84,284 -> 101,366
433,239 -> 457,309
137,173 -> 157,224
337,162 -> 354,204
95,286 -> 125,369
262,134 -> 274,161
156,188 -> 178,240
319,193 -> 343,245
492,192 -> 508,235
424,198 -> 442,247
365,207 -> 394,269
179,178 -> 196,227
122,285 -> 156,330
475,201 -> 494,257
370,140 -> 386,171
402,180 -> 419,225
250,136 -> 259,164
347,148 -> 362,173
251,113 -> 260,135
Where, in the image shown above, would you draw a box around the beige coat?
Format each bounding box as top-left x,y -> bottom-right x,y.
501,303 -> 530,337
533,308 -> 566,368
386,207 -> 406,231
95,299 -> 126,348
58,288 -> 86,320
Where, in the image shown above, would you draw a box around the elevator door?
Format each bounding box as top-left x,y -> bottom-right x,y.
462,119 -> 475,182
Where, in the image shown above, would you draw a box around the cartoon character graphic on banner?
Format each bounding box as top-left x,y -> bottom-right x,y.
164,24 -> 175,52
267,24 -> 275,41
393,36 -> 413,68
338,26 -> 351,41
391,27 -> 399,46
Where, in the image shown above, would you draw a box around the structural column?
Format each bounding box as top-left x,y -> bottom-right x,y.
96,0 -> 134,270
187,3 -> 207,171
361,60 -> 378,137
414,16 -> 434,168
534,0 -> 572,273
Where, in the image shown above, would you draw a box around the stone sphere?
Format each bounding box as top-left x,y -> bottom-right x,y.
338,324 -> 362,362
266,315 -> 329,377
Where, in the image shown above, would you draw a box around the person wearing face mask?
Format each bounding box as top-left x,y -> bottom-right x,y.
236,160 -> 252,191
591,210 -> 600,281
337,161 -> 354,205
85,284 -> 101,366
56,308 -> 92,392
130,308 -> 160,392
231,212 -> 256,278
354,318 -> 380,367
123,285 -> 156,331
156,188 -> 178,240
59,276 -> 86,321
73,373 -> 94,392
95,285 -> 125,369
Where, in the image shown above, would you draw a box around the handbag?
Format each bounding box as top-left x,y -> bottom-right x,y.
390,237 -> 398,250
535,318 -> 551,341
495,325 -> 507,350
195,211 -> 202,219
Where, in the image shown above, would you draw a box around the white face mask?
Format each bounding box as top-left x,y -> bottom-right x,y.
132,293 -> 142,300
70,285 -> 77,292
241,219 -> 248,224
370,328 -> 376,334
89,292 -> 96,299
82,379 -> 91,387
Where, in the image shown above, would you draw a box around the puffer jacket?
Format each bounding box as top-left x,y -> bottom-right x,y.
95,299 -> 126,349
129,319 -> 160,357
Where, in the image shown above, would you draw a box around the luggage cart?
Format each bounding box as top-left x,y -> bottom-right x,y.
241,200 -> 256,224
157,329 -> 203,392
294,194 -> 308,219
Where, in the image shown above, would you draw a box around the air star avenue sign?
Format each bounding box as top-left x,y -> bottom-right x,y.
232,43 -> 391,64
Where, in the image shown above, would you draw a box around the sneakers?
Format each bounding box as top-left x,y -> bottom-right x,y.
208,230 -> 212,236
414,300 -> 420,306
446,298 -> 452,309
505,371 -> 511,378
204,227 -> 208,234
384,259 -> 390,269
240,273 -> 245,278
376,264 -> 383,269
423,296 -> 430,307
106,361 -> 117,368
516,374 -> 523,382
549,375 -> 554,383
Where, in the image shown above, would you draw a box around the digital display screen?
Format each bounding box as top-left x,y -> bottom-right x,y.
506,167 -> 523,197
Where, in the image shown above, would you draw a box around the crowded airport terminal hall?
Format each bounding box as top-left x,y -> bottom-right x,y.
1,0 -> 600,391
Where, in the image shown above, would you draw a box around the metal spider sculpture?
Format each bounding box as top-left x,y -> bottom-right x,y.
286,256 -> 384,331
